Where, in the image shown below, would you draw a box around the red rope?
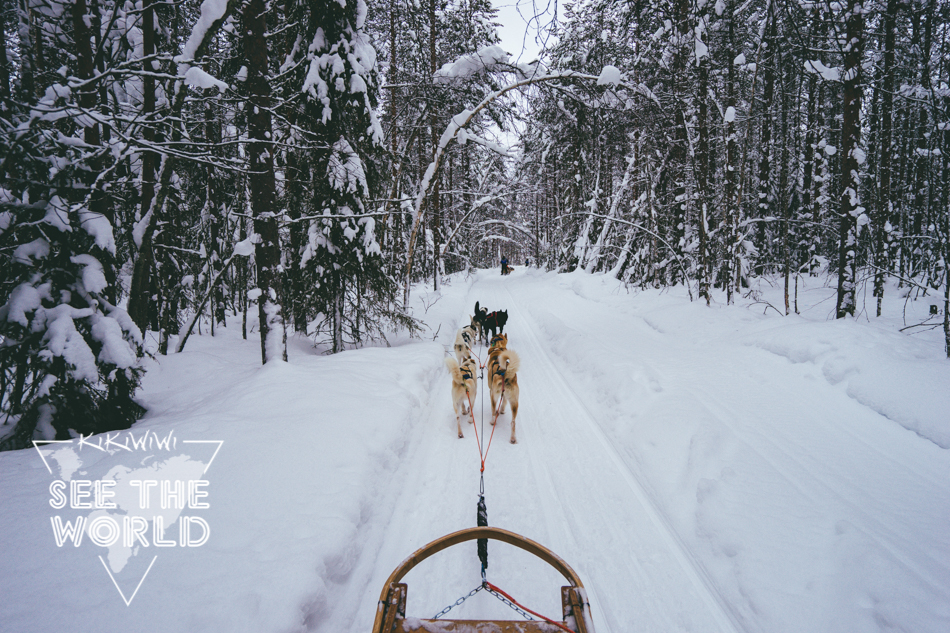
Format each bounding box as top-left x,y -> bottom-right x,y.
468,389 -> 498,473
484,581 -> 577,633
468,346 -> 484,368
469,351 -> 509,473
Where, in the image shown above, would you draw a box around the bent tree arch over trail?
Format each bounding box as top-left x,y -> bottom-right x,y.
401,61 -> 663,307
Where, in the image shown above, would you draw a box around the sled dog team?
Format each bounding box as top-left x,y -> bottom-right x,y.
444,302 -> 521,444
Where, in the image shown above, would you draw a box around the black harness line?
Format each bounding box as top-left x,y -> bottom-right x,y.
471,342 -> 510,582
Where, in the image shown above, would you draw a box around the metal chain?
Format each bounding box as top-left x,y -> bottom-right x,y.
485,584 -> 536,621
433,583 -> 538,622
432,584 -> 485,620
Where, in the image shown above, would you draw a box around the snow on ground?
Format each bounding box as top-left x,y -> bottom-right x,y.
1,268 -> 948,633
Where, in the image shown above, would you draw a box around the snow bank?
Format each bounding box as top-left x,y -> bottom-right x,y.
0,314 -> 445,632
741,316 -> 950,448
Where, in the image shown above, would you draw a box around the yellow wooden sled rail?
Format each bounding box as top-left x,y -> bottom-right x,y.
372,526 -> 595,633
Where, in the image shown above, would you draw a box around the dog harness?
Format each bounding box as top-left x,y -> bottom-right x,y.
490,334 -> 505,348
460,366 -> 474,380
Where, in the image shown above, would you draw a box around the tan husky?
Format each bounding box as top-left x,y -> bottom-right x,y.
487,334 -> 521,444
444,356 -> 478,438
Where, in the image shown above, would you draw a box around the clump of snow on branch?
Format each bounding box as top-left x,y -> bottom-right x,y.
13,238 -> 50,264
232,235 -> 258,257
456,128 -> 511,156
79,209 -> 115,254
327,139 -> 368,201
805,59 -> 840,82
69,254 -> 108,295
596,65 -> 622,86
42,305 -> 100,383
434,45 -> 509,83
694,20 -> 708,63
176,0 -> 230,70
91,312 -> 140,368
184,67 -> 229,93
3,283 -> 47,328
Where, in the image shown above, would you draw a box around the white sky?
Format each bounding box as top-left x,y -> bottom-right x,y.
491,0 -> 558,64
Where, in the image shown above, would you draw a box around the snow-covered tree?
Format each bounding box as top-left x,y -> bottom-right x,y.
0,0 -> 145,448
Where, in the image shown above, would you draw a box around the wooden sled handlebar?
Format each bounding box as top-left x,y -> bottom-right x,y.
371,527 -> 595,633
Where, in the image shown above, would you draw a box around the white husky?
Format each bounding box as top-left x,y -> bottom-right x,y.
444,356 -> 478,438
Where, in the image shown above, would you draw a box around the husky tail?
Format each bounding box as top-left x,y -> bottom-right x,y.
444,356 -> 462,382
498,350 -> 520,375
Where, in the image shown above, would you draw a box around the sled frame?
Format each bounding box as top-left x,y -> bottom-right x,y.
371,526 -> 595,633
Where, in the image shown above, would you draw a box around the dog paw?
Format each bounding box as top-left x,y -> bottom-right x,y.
510,437 -> 517,444
458,432 -> 464,438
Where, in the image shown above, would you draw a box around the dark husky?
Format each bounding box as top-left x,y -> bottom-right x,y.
473,301 -> 508,344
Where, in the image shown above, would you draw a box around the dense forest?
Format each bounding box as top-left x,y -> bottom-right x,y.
1,0 -> 948,449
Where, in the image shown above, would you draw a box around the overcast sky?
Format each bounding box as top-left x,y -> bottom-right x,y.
491,0 -> 558,64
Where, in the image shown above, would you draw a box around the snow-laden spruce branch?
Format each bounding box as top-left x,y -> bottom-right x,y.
402,63 -> 659,306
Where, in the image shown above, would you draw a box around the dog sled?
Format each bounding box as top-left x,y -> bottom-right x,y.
371,526 -> 596,633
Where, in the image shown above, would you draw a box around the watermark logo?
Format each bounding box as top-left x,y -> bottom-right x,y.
34,430 -> 223,605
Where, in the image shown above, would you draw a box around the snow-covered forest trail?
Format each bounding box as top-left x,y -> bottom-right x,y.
3,269 -> 948,633
323,269 -> 950,633
319,272 -> 738,632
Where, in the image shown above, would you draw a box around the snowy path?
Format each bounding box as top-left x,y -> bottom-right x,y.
317,274 -> 738,632
324,270 -> 950,633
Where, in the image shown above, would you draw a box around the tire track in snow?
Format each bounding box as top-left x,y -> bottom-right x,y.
496,281 -> 744,633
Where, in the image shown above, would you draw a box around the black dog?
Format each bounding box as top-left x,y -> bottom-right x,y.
473,301 -> 507,343
473,301 -> 488,343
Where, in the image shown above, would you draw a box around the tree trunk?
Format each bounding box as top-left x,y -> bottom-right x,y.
244,0 -> 287,363
128,2 -> 233,334
429,0 -> 442,291
874,0 -> 899,316
756,2 -> 777,222
801,28 -> 820,276
722,0 -> 740,303
912,1 -> 935,282
130,1 -> 157,333
16,0 -> 39,100
835,0 -> 865,318
0,10 -> 9,100
72,0 -> 101,182
696,51 -> 711,305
